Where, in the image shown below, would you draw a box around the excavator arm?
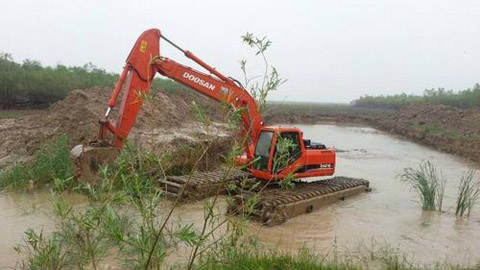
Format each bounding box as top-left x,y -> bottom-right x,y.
97,28 -> 262,160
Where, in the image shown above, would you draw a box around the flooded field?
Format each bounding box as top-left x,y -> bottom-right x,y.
2,124 -> 480,267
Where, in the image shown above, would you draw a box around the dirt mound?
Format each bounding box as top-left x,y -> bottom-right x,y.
0,87 -> 230,169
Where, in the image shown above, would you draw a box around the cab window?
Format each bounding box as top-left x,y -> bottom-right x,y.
254,131 -> 274,170
272,132 -> 301,173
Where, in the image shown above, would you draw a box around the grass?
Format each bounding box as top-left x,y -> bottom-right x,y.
199,244 -> 359,270
0,134 -> 73,191
399,161 -> 446,211
198,240 -> 478,270
455,170 -> 480,217
200,249 -> 357,270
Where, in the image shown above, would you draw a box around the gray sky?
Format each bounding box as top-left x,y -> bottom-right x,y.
1,0 -> 479,103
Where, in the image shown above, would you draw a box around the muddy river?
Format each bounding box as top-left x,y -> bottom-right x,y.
2,124 -> 480,267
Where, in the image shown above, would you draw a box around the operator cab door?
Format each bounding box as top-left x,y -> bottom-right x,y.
253,131 -> 274,171
271,132 -> 303,173
253,130 -> 304,173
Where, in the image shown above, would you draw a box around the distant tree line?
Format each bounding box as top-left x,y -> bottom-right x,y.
0,53 -> 185,109
353,84 -> 480,110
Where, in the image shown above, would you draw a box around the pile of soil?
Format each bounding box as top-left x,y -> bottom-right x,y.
0,87 -> 232,169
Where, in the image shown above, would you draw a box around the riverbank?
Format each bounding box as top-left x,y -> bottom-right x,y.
265,102 -> 480,163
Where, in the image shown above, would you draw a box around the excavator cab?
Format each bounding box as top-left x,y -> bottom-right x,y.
250,127 -> 336,181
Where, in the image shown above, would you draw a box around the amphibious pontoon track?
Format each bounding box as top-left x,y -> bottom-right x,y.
228,177 -> 370,226
159,170 -> 370,226
159,169 -> 249,201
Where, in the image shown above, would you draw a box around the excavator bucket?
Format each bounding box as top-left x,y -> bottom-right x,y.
70,144 -> 119,185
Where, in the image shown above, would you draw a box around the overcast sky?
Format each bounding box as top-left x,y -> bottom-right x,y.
1,0 -> 479,103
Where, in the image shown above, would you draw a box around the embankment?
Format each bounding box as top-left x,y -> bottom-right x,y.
266,102 -> 480,163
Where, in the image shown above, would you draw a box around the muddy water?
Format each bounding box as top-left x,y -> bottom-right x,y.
2,124 -> 480,267
251,124 -> 480,265
0,192 -> 87,268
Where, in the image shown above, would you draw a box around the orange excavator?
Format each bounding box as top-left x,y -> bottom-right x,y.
71,28 -> 336,183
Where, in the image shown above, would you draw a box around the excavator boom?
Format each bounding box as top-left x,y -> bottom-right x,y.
98,29 -> 261,160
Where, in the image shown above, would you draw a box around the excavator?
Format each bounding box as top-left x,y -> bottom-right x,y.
71,28 -> 336,182
71,29 -> 369,225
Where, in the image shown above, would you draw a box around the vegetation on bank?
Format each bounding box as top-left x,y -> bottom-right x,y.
0,135 -> 74,191
354,84 -> 480,109
0,53 -> 187,109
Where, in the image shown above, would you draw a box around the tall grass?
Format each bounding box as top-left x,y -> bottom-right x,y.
0,134 -> 73,191
399,161 -> 446,211
200,245 -> 359,270
455,170 -> 480,217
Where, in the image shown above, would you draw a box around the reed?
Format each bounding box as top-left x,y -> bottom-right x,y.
399,161 -> 446,211
455,170 -> 480,217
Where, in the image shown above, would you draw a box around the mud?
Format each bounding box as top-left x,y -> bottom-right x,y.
0,87 -> 230,171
